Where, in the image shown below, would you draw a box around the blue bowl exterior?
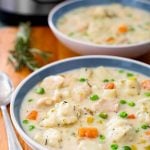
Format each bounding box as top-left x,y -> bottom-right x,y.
52,0 -> 150,26
13,57 -> 150,128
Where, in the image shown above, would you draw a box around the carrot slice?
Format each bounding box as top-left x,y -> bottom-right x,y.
106,37 -> 115,43
127,114 -> 136,119
78,127 -> 99,138
27,110 -> 38,120
104,82 -> 115,89
118,24 -> 128,33
145,130 -> 150,136
141,80 -> 150,90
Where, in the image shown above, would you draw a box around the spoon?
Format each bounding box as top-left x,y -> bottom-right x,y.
0,72 -> 22,150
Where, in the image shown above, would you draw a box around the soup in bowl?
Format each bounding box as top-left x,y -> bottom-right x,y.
49,0 -> 150,57
10,56 -> 150,150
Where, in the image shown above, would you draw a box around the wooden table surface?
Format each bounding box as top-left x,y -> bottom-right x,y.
0,27 -> 149,150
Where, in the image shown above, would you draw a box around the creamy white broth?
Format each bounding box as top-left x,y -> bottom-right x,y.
20,67 -> 150,150
57,4 -> 150,45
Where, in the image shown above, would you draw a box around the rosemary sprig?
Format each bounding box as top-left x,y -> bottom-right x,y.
8,22 -> 52,71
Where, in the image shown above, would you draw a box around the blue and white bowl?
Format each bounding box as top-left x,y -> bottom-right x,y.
10,55 -> 150,149
48,0 -> 150,57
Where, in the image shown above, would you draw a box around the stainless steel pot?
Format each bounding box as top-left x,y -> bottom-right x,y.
0,0 -> 64,15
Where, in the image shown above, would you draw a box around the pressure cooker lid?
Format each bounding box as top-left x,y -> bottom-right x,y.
32,0 -> 64,3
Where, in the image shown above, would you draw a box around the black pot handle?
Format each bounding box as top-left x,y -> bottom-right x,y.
32,0 -> 63,4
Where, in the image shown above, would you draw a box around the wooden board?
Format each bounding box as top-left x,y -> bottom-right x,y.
0,27 -> 149,150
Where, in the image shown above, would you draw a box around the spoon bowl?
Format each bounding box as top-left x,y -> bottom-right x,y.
0,72 -> 13,105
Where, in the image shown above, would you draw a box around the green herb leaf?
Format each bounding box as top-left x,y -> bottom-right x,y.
8,22 -> 52,71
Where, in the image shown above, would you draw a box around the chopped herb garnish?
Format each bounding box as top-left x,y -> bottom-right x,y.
144,92 -> 150,97
99,112 -> 108,119
110,79 -> 115,82
90,94 -> 100,101
128,101 -> 135,107
35,87 -> 45,94
120,99 -> 127,104
28,99 -> 33,102
22,120 -> 29,124
79,78 -> 87,82
141,124 -> 150,130
111,143 -> 118,150
29,125 -> 35,131
122,146 -> 131,150
99,134 -> 105,142
127,73 -> 134,77
135,128 -> 140,133
119,111 -> 128,118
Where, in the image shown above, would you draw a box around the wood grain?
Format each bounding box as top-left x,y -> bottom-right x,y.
0,27 -> 149,150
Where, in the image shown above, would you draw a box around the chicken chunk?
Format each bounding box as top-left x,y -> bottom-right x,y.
92,98 -> 119,112
71,83 -> 91,102
117,79 -> 140,97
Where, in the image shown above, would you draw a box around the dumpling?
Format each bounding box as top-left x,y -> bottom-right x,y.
34,129 -> 62,148
136,98 -> 150,124
41,75 -> 64,91
106,117 -> 135,143
40,101 -> 81,127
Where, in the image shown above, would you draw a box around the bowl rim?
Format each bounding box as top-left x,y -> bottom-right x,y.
10,55 -> 150,150
48,0 -> 150,49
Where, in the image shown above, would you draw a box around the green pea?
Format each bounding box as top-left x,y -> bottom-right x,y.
144,92 -> 150,97
141,124 -> 149,129
119,112 -> 128,118
99,112 -> 108,119
22,120 -> 29,124
90,94 -> 100,101
122,146 -> 131,150
128,101 -> 135,107
127,73 -> 134,77
29,125 -> 35,131
111,143 -> 118,150
35,87 -> 45,94
120,99 -> 127,104
99,134 -> 105,142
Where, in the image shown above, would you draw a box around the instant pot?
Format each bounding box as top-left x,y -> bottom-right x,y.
0,0 -> 65,25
